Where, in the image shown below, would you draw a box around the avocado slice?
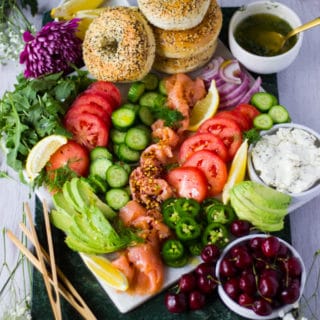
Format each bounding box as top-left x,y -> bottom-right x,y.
50,209 -> 73,232
86,206 -> 128,253
62,180 -> 81,212
65,235 -> 108,254
74,213 -> 107,248
232,187 -> 288,218
52,192 -> 78,216
67,215 -> 106,252
233,181 -> 291,210
77,178 -> 116,219
230,189 -> 284,232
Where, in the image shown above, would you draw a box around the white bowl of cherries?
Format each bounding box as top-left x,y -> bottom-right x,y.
215,234 -> 306,319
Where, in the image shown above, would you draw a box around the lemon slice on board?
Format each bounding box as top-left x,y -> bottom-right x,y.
222,139 -> 248,204
51,0 -> 105,20
188,80 -> 220,132
81,254 -> 129,291
25,135 -> 68,180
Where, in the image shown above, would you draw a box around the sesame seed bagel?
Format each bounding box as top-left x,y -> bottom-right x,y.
137,0 -> 210,30
83,7 -> 156,82
153,40 -> 218,74
153,0 -> 222,59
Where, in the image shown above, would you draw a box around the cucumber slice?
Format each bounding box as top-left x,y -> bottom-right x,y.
106,164 -> 129,188
268,105 -> 290,123
141,73 -> 159,91
110,128 -> 127,145
105,188 -> 130,210
122,103 -> 140,114
111,107 -> 136,130
251,92 -> 278,111
158,78 -> 167,96
128,82 -> 145,103
139,92 -> 163,108
89,158 -> 113,180
253,114 -> 274,130
138,105 -> 155,126
125,127 -> 150,151
117,143 -> 141,163
90,146 -> 113,161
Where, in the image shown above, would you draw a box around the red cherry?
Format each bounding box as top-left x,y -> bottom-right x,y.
188,290 -> 206,310
165,292 -> 187,313
261,236 -> 280,258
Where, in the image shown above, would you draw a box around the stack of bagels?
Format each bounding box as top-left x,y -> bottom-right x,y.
82,1 -> 222,82
139,0 -> 223,74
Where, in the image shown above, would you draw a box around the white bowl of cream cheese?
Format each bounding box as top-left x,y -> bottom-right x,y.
248,123 -> 320,212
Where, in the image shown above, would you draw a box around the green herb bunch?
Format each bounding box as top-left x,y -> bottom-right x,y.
0,69 -> 94,174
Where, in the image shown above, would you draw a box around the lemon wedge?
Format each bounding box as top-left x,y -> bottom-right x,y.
222,139 -> 248,204
74,9 -> 105,40
188,80 -> 220,131
81,254 -> 129,291
25,135 -> 68,180
51,0 -> 105,20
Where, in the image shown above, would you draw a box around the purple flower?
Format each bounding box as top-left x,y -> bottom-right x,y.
20,19 -> 83,78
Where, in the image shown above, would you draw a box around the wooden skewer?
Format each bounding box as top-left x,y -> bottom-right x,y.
42,200 -> 62,319
24,202 -> 61,320
7,227 -> 97,320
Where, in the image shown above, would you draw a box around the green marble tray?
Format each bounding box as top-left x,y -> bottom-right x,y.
31,7 -> 290,320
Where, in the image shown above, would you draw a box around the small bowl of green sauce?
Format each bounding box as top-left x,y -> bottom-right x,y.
229,1 -> 303,74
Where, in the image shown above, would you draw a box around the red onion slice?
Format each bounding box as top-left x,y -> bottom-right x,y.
219,59 -> 242,85
238,77 -> 262,104
220,73 -> 250,102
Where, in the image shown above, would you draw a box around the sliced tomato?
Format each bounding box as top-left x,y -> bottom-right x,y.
73,92 -> 114,117
64,112 -> 109,150
65,103 -> 111,127
179,133 -> 228,163
198,117 -> 243,159
166,166 -> 208,202
87,81 -> 122,108
46,140 -> 89,177
215,110 -> 251,131
234,103 -> 260,125
183,150 -> 227,196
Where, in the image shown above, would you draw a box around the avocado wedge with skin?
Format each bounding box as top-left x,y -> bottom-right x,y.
229,181 -> 290,232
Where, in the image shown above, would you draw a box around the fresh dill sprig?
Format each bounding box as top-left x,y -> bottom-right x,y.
151,105 -> 184,128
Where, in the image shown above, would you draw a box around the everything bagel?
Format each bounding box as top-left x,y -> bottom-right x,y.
137,0 -> 211,30
153,0 -> 222,59
83,7 -> 156,82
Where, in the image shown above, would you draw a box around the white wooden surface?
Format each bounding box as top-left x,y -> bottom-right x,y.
0,0 -> 319,318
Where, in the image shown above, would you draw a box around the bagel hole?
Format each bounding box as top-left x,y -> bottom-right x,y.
100,37 -> 118,54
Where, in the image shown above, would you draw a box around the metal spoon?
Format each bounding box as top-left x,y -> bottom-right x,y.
257,16 -> 320,54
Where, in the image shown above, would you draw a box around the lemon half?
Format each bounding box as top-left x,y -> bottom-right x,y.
222,139 -> 248,204
188,80 -> 220,132
25,135 -> 68,180
51,0 -> 105,20
81,254 -> 129,291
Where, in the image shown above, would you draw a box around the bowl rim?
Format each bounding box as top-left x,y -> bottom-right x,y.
228,0 -> 303,60
248,123 -> 320,197
215,234 -> 306,320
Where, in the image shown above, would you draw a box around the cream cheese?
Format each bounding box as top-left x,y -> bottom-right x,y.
251,127 -> 320,193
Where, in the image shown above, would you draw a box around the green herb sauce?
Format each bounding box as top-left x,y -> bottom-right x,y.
234,13 -> 297,56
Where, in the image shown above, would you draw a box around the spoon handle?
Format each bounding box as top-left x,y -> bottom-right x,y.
287,17 -> 320,39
